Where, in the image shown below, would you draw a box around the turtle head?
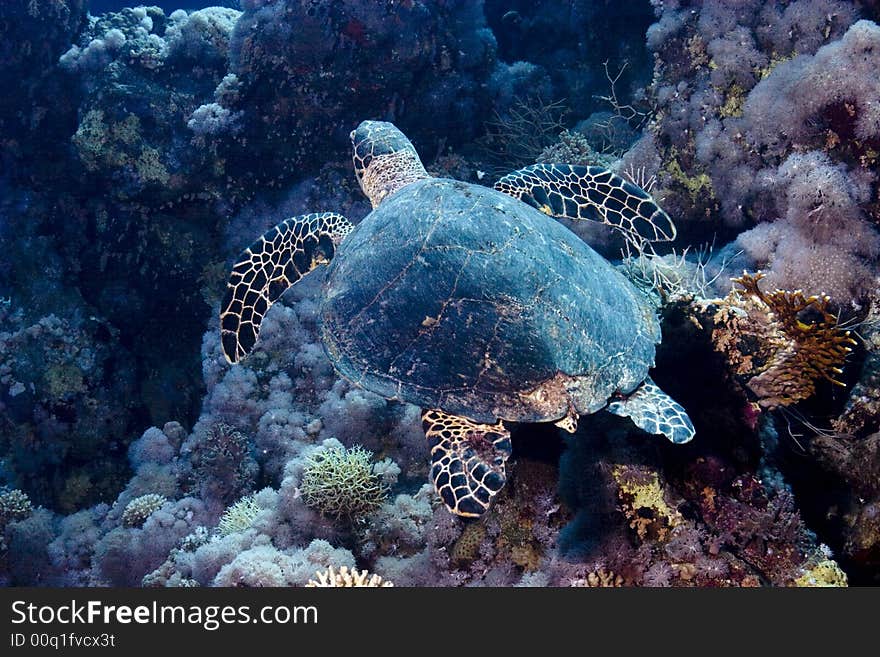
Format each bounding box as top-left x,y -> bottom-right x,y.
350,120 -> 429,208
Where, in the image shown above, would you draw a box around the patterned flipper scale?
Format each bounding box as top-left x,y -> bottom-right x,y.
422,409 -> 512,518
220,212 -> 353,363
606,376 -> 695,444
494,163 -> 676,245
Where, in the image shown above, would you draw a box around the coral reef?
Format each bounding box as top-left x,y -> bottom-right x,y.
2,0 -> 880,589
636,2 -> 880,306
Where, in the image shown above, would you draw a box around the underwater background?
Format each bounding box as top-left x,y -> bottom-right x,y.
1,0 -> 879,587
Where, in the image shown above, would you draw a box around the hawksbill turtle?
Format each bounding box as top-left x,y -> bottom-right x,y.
220,120 -> 695,517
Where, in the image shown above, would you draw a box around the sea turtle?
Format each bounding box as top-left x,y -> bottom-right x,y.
220,120 -> 695,517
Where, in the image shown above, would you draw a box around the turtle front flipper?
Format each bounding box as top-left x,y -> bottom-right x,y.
220,212 -> 353,363
422,410 -> 512,518
606,376 -> 695,444
494,163 -> 676,246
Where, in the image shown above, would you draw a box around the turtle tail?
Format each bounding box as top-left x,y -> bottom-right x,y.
220,212 -> 353,363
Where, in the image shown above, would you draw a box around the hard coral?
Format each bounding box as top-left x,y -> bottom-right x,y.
306,565 -> 393,588
611,464 -> 683,541
121,493 -> 167,528
794,559 -> 848,587
216,494 -> 263,537
570,569 -> 624,587
0,489 -> 34,550
710,272 -> 857,409
300,445 -> 388,519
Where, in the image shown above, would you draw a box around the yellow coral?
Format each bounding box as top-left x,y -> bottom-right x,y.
306,566 -> 393,587
686,35 -> 708,68
794,559 -> 848,587
719,84 -> 745,118
612,464 -> 682,541
71,110 -> 169,186
451,522 -> 486,566
755,52 -> 798,80
509,545 -> 542,572
135,146 -> 170,185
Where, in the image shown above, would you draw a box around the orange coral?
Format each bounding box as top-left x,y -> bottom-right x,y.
711,272 -> 856,409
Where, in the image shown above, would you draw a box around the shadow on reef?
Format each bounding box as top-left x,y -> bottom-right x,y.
541,316 -> 841,586
2,0 -> 880,587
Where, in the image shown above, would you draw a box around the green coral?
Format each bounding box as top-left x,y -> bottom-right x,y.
216,494 -> 263,537
665,154 -> 715,202
301,445 -> 388,519
537,129 -> 616,168
43,363 -> 85,401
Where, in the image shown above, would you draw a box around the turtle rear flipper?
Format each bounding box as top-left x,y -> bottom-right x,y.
606,376 -> 695,444
494,163 -> 676,246
422,410 -> 512,517
220,212 -> 353,363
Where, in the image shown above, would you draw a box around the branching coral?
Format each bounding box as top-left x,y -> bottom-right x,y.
216,494 -> 263,537
710,272 -> 857,409
121,494 -> 167,529
480,96 -> 569,169
300,445 -> 389,519
306,565 -> 393,588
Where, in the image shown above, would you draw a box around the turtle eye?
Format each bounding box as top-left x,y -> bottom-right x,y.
349,130 -> 356,141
